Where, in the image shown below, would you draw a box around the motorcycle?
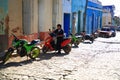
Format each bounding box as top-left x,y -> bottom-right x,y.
42,30 -> 71,54
80,32 -> 94,43
69,33 -> 82,47
2,34 -> 40,64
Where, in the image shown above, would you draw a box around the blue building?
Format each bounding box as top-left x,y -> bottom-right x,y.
63,0 -> 71,37
71,0 -> 86,34
86,0 -> 102,34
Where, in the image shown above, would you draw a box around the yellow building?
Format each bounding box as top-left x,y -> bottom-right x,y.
102,9 -> 112,27
0,0 -> 23,51
0,0 -> 63,51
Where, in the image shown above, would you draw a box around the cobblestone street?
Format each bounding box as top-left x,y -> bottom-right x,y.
0,32 -> 120,80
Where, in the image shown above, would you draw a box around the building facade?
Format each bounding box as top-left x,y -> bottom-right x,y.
23,0 -> 62,39
86,0 -> 102,34
102,9 -> 112,26
103,5 -> 115,18
0,0 -> 23,51
71,0 -> 86,34
23,0 -> 39,35
0,0 -> 63,51
102,5 -> 115,26
62,0 -> 71,37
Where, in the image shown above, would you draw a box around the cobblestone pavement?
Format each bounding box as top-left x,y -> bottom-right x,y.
0,32 -> 120,80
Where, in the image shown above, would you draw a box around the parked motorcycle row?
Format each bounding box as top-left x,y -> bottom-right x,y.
1,30 -> 96,64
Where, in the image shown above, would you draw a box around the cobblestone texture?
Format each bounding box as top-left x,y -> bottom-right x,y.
0,32 -> 120,80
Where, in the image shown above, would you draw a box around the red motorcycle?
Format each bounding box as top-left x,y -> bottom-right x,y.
42,31 -> 71,54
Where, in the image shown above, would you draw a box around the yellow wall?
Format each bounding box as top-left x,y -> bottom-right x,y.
102,10 -> 112,27
8,0 -> 23,36
8,0 -> 63,35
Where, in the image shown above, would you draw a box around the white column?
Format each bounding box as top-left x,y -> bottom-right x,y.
31,0 -> 39,33
52,0 -> 63,29
23,0 -> 31,34
23,0 -> 38,34
38,0 -> 53,32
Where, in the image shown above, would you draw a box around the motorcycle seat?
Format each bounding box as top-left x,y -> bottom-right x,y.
28,39 -> 40,45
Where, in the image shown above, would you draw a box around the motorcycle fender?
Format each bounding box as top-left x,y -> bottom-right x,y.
61,39 -> 71,47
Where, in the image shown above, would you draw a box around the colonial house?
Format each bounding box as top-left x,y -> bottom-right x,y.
0,0 -> 63,52
62,0 -> 71,37
102,5 -> 115,26
102,9 -> 112,27
71,0 -> 87,34
23,0 -> 62,40
0,0 -> 23,51
86,0 -> 102,34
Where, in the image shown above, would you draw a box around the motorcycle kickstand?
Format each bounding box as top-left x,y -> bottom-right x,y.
26,55 -> 29,61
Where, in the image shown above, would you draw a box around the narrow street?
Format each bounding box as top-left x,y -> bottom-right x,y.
0,32 -> 120,80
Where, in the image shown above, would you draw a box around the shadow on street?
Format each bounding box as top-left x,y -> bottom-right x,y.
71,46 -> 79,48
37,52 -> 68,61
0,59 -> 33,70
82,42 -> 93,44
96,40 -> 120,44
0,52 -> 68,69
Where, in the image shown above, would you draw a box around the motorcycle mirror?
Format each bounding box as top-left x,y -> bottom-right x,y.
49,29 -> 51,31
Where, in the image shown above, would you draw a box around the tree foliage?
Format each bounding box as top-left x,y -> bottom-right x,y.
113,16 -> 120,26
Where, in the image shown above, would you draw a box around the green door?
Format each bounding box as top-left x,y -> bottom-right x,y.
78,11 -> 81,34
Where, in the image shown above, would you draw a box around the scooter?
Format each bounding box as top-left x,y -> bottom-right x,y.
2,34 -> 40,64
42,30 -> 71,54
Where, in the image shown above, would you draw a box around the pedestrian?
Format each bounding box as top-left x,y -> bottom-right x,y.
53,24 -> 64,54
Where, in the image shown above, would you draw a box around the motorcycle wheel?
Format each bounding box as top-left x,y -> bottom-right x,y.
63,45 -> 71,54
29,47 -> 40,59
2,50 -> 13,64
74,40 -> 80,47
91,39 -> 94,43
90,37 -> 94,43
19,47 -> 27,57
42,46 -> 49,53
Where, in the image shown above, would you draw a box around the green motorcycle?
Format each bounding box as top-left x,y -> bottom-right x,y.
70,33 -> 82,47
2,34 -> 40,64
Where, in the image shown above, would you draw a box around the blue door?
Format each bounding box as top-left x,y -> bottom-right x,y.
64,13 -> 70,37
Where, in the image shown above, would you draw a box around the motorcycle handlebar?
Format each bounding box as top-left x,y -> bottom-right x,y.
49,33 -> 56,37
11,33 -> 18,40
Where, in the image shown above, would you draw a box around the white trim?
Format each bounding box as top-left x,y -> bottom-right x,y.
88,0 -> 102,5
87,6 -> 102,11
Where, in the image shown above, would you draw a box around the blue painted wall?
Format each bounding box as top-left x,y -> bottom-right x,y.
71,0 -> 86,34
86,0 -> 102,34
